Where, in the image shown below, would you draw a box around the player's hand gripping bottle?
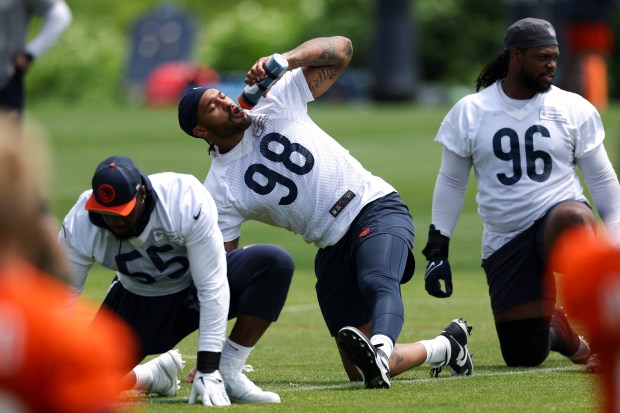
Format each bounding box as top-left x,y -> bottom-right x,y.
238,53 -> 288,109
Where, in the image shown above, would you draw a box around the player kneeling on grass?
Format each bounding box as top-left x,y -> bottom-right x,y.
423,17 -> 620,370
59,155 -> 294,405
177,35 -> 474,389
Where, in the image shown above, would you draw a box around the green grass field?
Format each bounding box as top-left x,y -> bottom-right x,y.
27,100 -> 620,412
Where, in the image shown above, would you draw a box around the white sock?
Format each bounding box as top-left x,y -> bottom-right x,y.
221,337 -> 254,364
420,335 -> 451,365
132,364 -> 152,391
370,334 -> 394,358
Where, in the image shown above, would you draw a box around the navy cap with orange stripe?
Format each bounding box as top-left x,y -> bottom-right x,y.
85,156 -> 142,216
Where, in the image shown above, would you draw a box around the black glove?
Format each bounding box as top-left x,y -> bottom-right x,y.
421,224 -> 453,298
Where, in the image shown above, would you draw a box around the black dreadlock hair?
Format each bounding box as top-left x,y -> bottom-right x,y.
205,139 -> 216,155
475,50 -> 510,92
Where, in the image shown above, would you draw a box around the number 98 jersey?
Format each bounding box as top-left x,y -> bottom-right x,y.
205,68 -> 395,248
435,81 -> 604,235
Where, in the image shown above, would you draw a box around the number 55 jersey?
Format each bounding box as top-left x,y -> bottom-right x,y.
205,68 -> 395,248
59,171 -> 228,309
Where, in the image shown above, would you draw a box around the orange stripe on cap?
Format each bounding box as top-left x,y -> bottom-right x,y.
85,193 -> 137,216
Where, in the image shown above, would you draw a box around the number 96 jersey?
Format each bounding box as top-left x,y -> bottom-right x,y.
205,68 -> 394,248
435,80 -> 604,235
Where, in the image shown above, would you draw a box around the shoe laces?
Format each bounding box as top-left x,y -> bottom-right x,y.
375,342 -> 391,360
374,343 -> 387,358
227,365 -> 261,390
224,364 -> 263,393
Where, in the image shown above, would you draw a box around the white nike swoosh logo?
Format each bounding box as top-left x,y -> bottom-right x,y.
425,261 -> 443,279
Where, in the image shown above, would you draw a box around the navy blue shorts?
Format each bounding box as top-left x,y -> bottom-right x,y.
482,214 -> 554,314
96,244 -> 294,358
315,192 -> 415,337
0,72 -> 24,113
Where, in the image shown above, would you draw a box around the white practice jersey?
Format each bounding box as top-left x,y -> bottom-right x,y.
206,68 -> 394,248
436,81 -> 604,255
59,172 -> 229,353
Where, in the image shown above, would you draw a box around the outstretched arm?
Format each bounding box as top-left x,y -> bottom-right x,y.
245,36 -> 353,99
282,36 -> 353,98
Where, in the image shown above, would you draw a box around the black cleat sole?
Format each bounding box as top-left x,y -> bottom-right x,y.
337,327 -> 390,389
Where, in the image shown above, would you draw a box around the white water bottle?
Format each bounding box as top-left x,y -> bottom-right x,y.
238,53 -> 288,109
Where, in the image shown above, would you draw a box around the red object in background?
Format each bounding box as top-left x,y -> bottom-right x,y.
565,22 -> 612,112
566,22 -> 614,54
144,61 -> 220,106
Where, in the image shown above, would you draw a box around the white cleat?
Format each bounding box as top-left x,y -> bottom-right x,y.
144,349 -> 185,396
220,362 -> 280,404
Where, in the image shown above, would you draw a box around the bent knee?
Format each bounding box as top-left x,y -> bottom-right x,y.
263,244 -> 295,271
247,244 -> 295,273
548,202 -> 596,231
496,317 -> 550,367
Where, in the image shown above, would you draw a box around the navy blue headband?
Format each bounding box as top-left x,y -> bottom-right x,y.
178,86 -> 210,137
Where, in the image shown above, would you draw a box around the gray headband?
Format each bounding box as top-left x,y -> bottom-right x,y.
504,18 -> 558,50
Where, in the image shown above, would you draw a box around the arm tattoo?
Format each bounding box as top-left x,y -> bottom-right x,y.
290,40 -> 338,67
289,38 -> 351,70
303,39 -> 351,95
308,66 -> 342,96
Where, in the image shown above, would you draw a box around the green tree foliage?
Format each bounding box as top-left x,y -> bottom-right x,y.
25,0 -> 618,105
416,0 -> 505,86
31,16 -> 127,105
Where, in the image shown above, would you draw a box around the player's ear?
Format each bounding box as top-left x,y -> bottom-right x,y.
139,185 -> 147,203
510,48 -> 522,63
192,126 -> 208,139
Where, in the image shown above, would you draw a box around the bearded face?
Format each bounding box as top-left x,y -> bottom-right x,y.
517,64 -> 552,94
516,46 -> 558,94
208,114 -> 252,139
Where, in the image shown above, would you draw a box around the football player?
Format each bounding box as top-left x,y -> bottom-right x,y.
422,18 -> 620,368
59,155 -> 294,405
177,36 -> 473,389
0,0 -> 72,118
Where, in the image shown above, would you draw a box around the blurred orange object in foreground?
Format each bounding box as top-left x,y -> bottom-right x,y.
550,226 -> 620,413
0,260 -> 139,413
